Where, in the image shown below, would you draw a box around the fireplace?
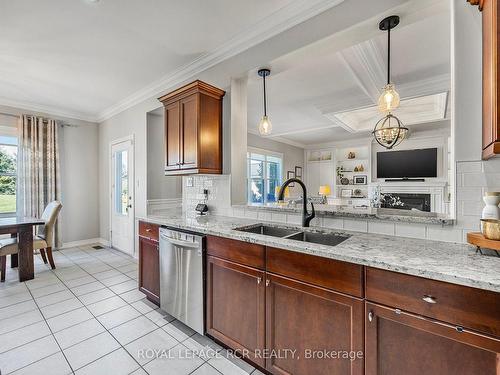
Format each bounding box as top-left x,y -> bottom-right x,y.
380,193 -> 431,212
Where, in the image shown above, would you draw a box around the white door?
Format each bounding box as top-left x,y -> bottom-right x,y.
110,138 -> 134,255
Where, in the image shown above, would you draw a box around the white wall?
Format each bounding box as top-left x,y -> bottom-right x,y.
146,112 -> 182,200
59,123 -> 99,244
0,104 -> 100,245
452,1 -> 482,161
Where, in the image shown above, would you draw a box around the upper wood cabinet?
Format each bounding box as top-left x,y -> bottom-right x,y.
469,0 -> 500,158
158,80 -> 225,174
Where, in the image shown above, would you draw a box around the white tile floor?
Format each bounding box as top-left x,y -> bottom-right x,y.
0,245 -> 264,375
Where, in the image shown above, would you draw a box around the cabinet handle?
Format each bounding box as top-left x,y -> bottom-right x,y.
368,311 -> 374,322
145,228 -> 152,232
422,295 -> 437,304
257,277 -> 262,284
265,279 -> 270,287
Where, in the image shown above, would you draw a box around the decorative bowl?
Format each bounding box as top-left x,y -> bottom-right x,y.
480,219 -> 500,240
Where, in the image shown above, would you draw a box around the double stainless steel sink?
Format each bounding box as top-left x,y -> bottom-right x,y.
235,224 -> 350,247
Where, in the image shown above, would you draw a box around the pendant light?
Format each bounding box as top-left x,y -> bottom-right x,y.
378,16 -> 401,113
258,68 -> 272,136
372,15 -> 408,149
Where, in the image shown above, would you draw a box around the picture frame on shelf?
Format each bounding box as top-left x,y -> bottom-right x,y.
353,175 -> 367,185
294,166 -> 302,179
341,189 -> 353,198
287,171 -> 295,187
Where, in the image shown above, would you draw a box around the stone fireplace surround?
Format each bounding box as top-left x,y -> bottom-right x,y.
378,182 -> 448,214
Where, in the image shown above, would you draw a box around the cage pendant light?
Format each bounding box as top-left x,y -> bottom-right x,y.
372,15 -> 408,149
258,68 -> 272,136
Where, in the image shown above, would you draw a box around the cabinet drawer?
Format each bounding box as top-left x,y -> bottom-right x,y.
206,236 -> 265,270
366,267 -> 500,337
266,247 -> 364,297
138,221 -> 159,242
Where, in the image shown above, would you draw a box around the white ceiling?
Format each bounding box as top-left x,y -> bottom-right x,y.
1,0 -> 346,121
247,0 -> 451,147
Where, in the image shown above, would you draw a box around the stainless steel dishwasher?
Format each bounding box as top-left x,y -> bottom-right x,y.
159,226 -> 205,335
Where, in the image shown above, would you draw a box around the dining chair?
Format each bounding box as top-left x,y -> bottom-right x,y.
0,201 -> 62,282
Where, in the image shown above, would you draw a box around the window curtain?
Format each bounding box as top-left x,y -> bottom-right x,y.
17,115 -> 62,247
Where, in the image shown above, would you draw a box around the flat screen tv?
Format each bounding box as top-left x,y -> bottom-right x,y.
377,148 -> 438,178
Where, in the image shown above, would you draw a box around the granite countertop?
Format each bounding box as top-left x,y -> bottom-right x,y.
235,203 -> 454,225
138,211 -> 500,293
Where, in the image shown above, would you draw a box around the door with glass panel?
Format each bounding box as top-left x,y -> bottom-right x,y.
111,138 -> 134,255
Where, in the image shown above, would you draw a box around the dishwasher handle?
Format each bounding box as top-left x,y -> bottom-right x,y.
162,236 -> 200,249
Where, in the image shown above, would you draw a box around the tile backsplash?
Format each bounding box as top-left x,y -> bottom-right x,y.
182,175 -> 232,216
181,159 -> 500,244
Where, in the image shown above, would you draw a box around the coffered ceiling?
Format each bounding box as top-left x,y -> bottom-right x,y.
247,0 -> 451,147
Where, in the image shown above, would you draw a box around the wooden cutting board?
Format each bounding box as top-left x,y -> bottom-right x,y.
467,232 -> 500,252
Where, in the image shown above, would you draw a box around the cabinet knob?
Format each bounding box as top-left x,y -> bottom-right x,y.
257,277 -> 262,284
145,228 -> 152,232
368,311 -> 374,322
265,279 -> 270,287
422,295 -> 437,304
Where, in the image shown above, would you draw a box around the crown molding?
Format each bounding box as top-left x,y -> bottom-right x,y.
0,96 -> 98,123
96,0 -> 345,123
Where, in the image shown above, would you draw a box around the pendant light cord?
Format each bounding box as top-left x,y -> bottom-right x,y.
387,26 -> 391,85
263,73 -> 267,116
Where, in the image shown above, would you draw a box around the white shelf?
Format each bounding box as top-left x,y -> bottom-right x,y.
337,184 -> 368,188
307,159 -> 334,163
337,158 -> 369,163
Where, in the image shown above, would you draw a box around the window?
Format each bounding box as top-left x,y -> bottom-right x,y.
247,148 -> 283,204
114,149 -> 129,215
0,136 -> 17,215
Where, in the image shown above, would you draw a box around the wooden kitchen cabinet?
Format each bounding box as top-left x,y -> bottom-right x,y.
365,302 -> 500,375
159,80 -> 225,174
265,273 -> 364,375
206,255 -> 266,367
138,221 -> 160,305
468,0 -> 500,158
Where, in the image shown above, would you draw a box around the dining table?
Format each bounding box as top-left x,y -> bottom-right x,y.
0,216 -> 46,282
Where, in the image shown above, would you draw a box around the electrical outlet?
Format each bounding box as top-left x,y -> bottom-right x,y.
186,177 -> 194,187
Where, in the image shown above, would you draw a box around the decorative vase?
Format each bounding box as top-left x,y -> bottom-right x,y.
482,192 -> 500,232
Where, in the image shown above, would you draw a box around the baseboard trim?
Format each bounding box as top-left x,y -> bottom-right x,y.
60,238 -> 110,249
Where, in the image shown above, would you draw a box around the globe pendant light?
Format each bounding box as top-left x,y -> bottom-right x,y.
258,68 -> 272,136
372,15 -> 408,149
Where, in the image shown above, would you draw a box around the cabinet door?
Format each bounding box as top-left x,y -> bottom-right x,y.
164,101 -> 181,171
265,273 -> 364,375
206,256 -> 266,367
365,302 -> 500,375
138,237 -> 160,305
482,0 -> 500,158
180,94 -> 198,169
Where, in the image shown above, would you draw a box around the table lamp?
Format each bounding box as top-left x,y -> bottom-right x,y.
318,185 -> 331,204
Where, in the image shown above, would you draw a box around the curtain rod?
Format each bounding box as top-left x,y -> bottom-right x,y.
0,111 -> 79,127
